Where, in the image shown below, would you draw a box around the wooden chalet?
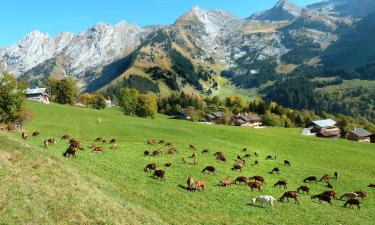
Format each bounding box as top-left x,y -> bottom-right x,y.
205,112 -> 227,124
231,113 -> 262,128
348,128 -> 372,143
26,87 -> 50,104
310,119 -> 340,138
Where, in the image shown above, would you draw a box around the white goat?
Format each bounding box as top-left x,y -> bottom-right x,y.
252,195 -> 277,208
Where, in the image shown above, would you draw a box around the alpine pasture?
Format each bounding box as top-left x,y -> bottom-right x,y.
1,101 -> 375,225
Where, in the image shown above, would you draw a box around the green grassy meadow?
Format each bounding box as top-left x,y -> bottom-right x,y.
1,101 -> 375,225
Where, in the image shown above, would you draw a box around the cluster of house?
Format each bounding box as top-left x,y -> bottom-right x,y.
303,119 -> 374,143
176,110 -> 263,128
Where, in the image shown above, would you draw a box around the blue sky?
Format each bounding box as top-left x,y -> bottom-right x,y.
0,0 -> 321,47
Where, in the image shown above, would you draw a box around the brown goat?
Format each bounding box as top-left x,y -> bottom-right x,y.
271,167 -> 280,174
273,181 -> 288,189
43,139 -> 49,148
249,176 -> 266,184
354,191 -> 368,199
48,138 -> 56,145
144,163 -> 157,172
70,139 -> 84,150
167,148 -> 179,154
202,166 -> 216,175
344,199 -> 361,210
195,179 -> 205,191
304,176 -> 317,183
248,181 -> 263,191
323,190 -> 336,198
95,137 -> 103,142
153,170 -> 165,181
63,146 -> 76,158
61,135 -> 70,140
214,152 -> 225,158
297,186 -> 310,194
93,146 -> 104,153
147,139 -> 157,145
187,176 -> 195,190
216,154 -> 226,163
279,191 -> 299,204
201,149 -> 210,154
320,174 -> 330,182
152,149 -> 162,156
219,177 -> 232,186
312,194 -> 332,205
234,176 -> 248,185
32,131 -> 40,137
231,164 -> 243,172
22,132 -> 28,140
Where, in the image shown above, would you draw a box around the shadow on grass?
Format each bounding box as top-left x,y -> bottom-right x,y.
246,203 -> 264,208
178,184 -> 195,192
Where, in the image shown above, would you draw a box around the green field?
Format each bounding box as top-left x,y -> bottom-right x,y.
1,101 -> 375,225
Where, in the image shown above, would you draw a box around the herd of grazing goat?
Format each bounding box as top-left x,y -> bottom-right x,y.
21,131 -> 118,158
19,131 -> 374,210
144,138 -> 374,210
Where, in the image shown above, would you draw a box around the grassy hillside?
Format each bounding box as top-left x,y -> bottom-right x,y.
1,101 -> 375,224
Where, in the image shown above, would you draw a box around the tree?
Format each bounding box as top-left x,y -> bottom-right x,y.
225,96 -> 246,114
336,116 -> 350,138
91,93 -> 106,110
0,74 -> 25,124
136,93 -> 158,119
118,88 -> 139,115
79,93 -> 94,106
47,77 -> 78,105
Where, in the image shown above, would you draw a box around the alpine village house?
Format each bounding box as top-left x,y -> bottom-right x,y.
348,128 -> 373,143
304,119 -> 341,138
26,87 -> 50,104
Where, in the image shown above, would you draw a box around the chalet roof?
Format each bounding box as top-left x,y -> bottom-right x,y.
206,114 -> 216,120
26,87 -> 47,95
248,114 -> 261,121
312,119 -> 337,128
236,119 -> 248,124
206,112 -> 226,120
212,112 -> 225,118
350,128 -> 372,137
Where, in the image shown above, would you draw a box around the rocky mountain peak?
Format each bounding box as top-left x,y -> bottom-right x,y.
249,0 -> 303,21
